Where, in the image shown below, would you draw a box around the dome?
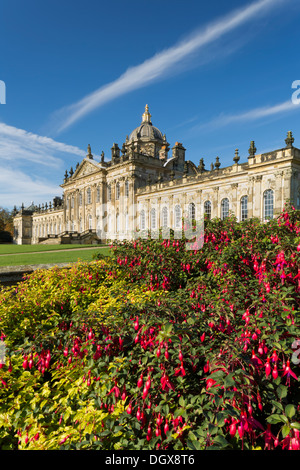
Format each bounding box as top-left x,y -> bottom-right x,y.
128,105 -> 164,142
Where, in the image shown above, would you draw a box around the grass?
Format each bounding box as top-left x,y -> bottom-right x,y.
0,246 -> 110,267
0,243 -> 107,255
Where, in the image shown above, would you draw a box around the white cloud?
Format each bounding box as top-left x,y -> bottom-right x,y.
0,122 -> 86,167
0,167 -> 61,209
191,99 -> 299,132
0,122 -> 90,209
49,0 -> 286,135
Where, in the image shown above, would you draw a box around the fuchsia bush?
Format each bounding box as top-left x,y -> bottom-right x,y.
0,203 -> 299,450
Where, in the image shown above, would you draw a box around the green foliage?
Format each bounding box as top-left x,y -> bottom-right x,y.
0,203 -> 300,450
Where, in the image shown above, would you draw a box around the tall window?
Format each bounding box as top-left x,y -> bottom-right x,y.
88,215 -> 92,230
174,204 -> 181,229
240,196 -> 248,221
116,182 -> 120,200
87,187 -> 91,204
221,198 -> 229,220
162,206 -> 168,227
140,210 -> 146,230
263,189 -> 274,220
188,202 -> 196,221
125,180 -> 129,197
151,208 -> 156,230
107,184 -> 111,202
204,200 -> 211,220
296,191 -> 300,209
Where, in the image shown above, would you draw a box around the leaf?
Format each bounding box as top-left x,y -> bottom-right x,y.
281,424 -> 291,439
267,414 -> 286,425
211,435 -> 229,448
187,439 -> 202,450
277,384 -> 288,399
285,404 -> 296,419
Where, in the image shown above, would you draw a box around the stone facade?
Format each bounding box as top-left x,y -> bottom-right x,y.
13,107 -> 300,245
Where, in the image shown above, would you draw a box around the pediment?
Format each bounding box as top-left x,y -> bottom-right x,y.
74,159 -> 101,179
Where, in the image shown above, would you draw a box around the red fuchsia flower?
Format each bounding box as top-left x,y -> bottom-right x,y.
161,372 -> 175,391
251,350 -> 263,367
292,429 -> 300,450
282,360 -> 298,384
265,357 -> 271,377
271,350 -> 278,363
263,424 -> 276,450
206,378 -> 216,390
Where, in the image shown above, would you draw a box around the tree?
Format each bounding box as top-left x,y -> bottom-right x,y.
0,207 -> 14,236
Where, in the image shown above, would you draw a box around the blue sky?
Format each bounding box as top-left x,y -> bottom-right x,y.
1,0 -> 300,209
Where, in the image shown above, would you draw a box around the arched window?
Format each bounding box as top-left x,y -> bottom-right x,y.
107,184 -> 111,202
221,198 -> 229,220
140,210 -> 146,230
116,182 -> 120,200
125,180 -> 129,197
188,202 -> 196,221
151,208 -> 156,230
87,187 -> 91,205
162,206 -> 168,227
204,200 -> 211,220
174,204 -> 181,229
240,196 -> 248,221
116,213 -> 120,232
263,189 -> 274,220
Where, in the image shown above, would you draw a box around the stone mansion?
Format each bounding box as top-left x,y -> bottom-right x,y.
13,105 -> 300,245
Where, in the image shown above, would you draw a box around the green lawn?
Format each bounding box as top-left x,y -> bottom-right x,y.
0,243 -> 107,255
0,246 -> 110,267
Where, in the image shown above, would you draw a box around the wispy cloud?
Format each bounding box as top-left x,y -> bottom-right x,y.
0,122 -> 89,208
190,99 -> 299,132
48,0 -> 285,135
0,122 -> 86,167
0,167 -> 60,208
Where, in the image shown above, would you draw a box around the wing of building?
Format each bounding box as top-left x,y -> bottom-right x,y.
13,105 -> 300,245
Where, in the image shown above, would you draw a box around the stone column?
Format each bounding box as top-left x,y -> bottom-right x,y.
274,171 -> 284,216
247,176 -> 254,219
231,183 -> 238,219
253,175 -> 262,219
212,187 -> 219,219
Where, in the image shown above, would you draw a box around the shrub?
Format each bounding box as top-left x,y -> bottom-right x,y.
0,203 -> 299,450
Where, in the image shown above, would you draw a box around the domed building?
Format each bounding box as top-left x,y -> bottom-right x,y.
13,106 -> 300,245
126,104 -> 167,158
